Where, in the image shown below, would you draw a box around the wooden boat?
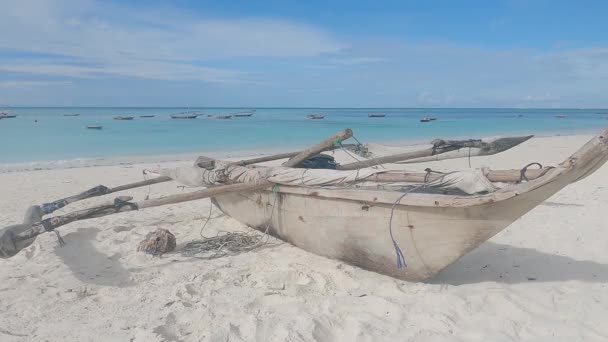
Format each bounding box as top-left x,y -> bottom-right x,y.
140,115 -> 155,118
63,114 -> 80,117
307,114 -> 325,120
211,129 -> 608,281
368,113 -> 386,118
86,125 -> 103,130
171,114 -> 198,119
0,112 -> 17,119
208,115 -> 233,119
113,116 -> 134,120
233,110 -> 255,117
4,128 -> 607,283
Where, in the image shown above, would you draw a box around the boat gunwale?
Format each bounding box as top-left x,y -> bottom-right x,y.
230,130 -> 608,209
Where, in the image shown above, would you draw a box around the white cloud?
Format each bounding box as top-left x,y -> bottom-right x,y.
0,80 -> 71,87
1,1 -> 607,107
327,57 -> 386,65
0,0 -> 345,82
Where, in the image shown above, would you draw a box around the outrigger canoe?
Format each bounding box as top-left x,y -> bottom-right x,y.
2,128 -> 607,282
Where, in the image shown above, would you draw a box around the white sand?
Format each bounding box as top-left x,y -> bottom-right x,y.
1,133 -> 608,341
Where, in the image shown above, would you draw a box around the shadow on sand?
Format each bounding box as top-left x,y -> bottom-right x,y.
428,242 -> 608,285
54,227 -> 134,287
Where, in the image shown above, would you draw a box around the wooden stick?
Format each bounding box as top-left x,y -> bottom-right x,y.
338,139 -> 489,170
283,129 -> 353,167
41,176 -> 173,214
11,180 -> 273,248
394,135 -> 533,164
366,168 -> 547,183
197,141 -> 354,168
109,176 -> 172,192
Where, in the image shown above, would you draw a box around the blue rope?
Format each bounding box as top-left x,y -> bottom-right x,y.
388,190 -> 417,269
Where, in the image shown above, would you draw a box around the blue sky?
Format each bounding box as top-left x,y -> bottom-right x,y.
1,0 -> 608,107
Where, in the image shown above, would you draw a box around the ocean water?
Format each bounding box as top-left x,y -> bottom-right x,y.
1,107 -> 607,164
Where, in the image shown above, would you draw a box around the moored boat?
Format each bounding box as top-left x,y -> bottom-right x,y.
140,115 -> 155,118
0,111 -> 17,119
113,116 -> 134,120
233,110 -> 255,117
208,115 -> 233,119
86,125 -> 103,130
171,113 -> 198,119
368,113 -> 386,118
420,117 -> 431,122
307,114 -> 325,120
63,114 -> 80,117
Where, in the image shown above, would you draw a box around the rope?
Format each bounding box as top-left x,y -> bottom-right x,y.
388,184 -> 424,269
41,218 -> 66,247
338,135 -> 384,170
142,170 -> 152,200
519,162 -> 543,182
180,184 -> 279,258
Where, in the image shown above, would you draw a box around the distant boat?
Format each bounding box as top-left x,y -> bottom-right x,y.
63,113 -> 80,117
208,115 -> 233,119
307,114 -> 325,120
555,114 -> 566,119
171,112 -> 199,119
368,113 -> 386,118
420,117 -> 431,122
87,125 -> 103,130
113,116 -> 134,120
171,114 -> 198,119
231,109 -> 255,117
140,115 -> 155,118
0,110 -> 17,119
428,117 -> 437,121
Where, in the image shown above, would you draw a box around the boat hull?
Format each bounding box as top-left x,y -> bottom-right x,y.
213,131 -> 608,281
213,184 -> 558,281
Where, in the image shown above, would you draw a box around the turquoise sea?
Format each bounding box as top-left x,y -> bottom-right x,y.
1,107 -> 607,163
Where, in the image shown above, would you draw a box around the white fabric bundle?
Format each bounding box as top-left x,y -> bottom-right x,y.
157,164 -> 496,195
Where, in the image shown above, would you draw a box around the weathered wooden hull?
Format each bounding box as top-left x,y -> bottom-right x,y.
213,131 -> 608,281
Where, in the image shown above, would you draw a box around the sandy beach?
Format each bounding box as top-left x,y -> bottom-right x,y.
1,133 -> 607,341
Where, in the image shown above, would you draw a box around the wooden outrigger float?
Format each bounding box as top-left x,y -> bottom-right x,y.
2,128 -> 607,281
